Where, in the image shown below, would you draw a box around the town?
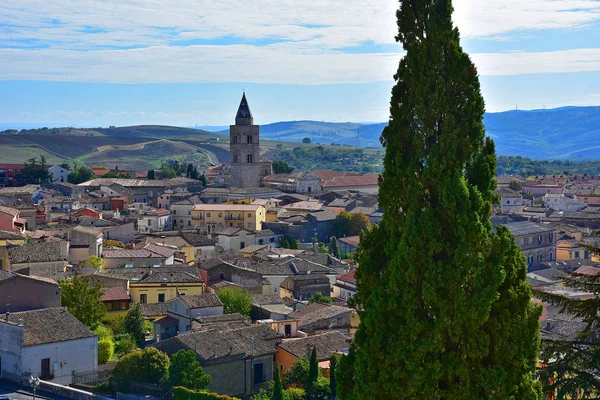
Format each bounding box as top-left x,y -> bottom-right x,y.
0,93 -> 599,399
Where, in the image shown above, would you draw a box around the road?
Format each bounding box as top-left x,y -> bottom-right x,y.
0,380 -> 71,400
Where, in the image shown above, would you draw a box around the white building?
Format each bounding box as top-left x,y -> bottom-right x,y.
48,165 -> 70,184
332,270 -> 357,301
137,209 -> 172,233
0,308 -> 97,384
499,189 -> 524,213
215,227 -> 257,251
159,294 -> 224,335
171,199 -> 195,230
543,194 -> 587,212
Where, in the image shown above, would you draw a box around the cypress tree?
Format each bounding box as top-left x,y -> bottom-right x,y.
273,366 -> 284,400
338,0 -> 542,398
330,355 -> 337,400
306,346 -> 319,390
329,237 -> 341,259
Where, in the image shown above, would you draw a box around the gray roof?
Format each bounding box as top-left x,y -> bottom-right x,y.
180,231 -> 216,246
309,210 -> 338,222
251,259 -> 334,276
278,331 -> 350,361
288,303 -> 353,328
541,303 -> 589,341
0,230 -> 25,240
528,267 -> 568,282
153,325 -> 281,361
284,274 -> 329,282
503,221 -> 555,236
108,266 -> 202,284
192,313 -> 251,332
0,307 -> 95,346
176,294 -> 223,309
252,294 -> 285,306
7,241 -> 66,264
140,302 -> 168,317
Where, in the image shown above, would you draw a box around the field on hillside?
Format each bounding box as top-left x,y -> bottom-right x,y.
0,146 -> 64,164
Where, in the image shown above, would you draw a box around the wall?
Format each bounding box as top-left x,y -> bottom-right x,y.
104,223 -> 135,243
204,354 -> 273,398
103,256 -> 164,269
275,348 -> 298,374
0,320 -> 24,381
130,283 -> 203,304
0,275 -> 61,313
20,336 -> 98,385
11,261 -> 67,280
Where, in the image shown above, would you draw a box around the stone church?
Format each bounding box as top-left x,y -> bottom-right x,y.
230,93 -> 261,188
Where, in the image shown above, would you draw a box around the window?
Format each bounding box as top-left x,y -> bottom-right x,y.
537,235 -> 542,244
537,254 -> 543,263
234,135 -> 238,144
240,242 -> 245,249
233,154 -> 238,163
527,255 -> 533,265
247,223 -> 252,228
196,249 -> 202,256
207,212 -> 211,217
574,250 -> 580,259
253,363 -> 264,385
548,251 -> 553,261
158,293 -> 165,303
188,220 -> 191,226
41,358 -> 51,377
218,213 -> 222,217
173,210 -> 176,215
248,213 -> 251,218
308,186 -> 312,193
259,239 -> 264,245
548,233 -> 553,243
140,294 -> 147,304
247,134 -> 252,144
247,154 -> 253,163
585,250 -> 590,259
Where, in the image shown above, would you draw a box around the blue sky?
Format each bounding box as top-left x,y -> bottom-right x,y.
1,0 -> 599,127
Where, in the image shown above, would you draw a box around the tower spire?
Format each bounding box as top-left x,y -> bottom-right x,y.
235,92 -> 253,125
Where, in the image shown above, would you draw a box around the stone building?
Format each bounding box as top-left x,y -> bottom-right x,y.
230,93 -> 261,188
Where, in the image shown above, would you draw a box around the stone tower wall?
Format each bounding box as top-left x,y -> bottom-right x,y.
230,124 -> 260,188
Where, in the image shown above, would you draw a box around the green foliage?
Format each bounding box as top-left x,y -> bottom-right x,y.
169,350 -> 211,390
308,292 -> 333,304
290,240 -> 299,250
302,137 -> 312,144
199,174 -> 207,186
87,255 -> 104,270
305,377 -> 331,400
124,303 -> 146,347
92,381 -> 114,395
282,239 -> 290,249
144,320 -> 154,334
158,163 -> 178,179
508,180 -> 522,191
534,245 -> 600,399
94,324 -> 114,341
496,156 -> 600,176
102,171 -> 131,178
68,165 -> 96,184
98,338 -> 115,363
111,348 -> 170,390
307,346 -> 319,391
341,252 -> 352,261
59,162 -> 70,170
272,160 -> 295,174
17,155 -> 52,184
329,355 -> 337,400
285,388 -> 305,400
174,386 -> 239,399
59,275 -> 106,329
284,358 -> 310,387
147,169 -> 155,180
332,212 -> 370,238
114,334 -> 137,355
104,239 -> 125,248
273,367 -> 284,400
109,315 -> 127,335
339,1 -> 543,398
272,146 -> 382,174
249,389 -> 271,400
217,287 -> 252,317
329,237 -> 340,259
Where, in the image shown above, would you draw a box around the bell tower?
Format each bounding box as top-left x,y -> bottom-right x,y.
230,93 -> 260,188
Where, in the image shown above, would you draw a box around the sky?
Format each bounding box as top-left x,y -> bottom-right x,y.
1,0 -> 600,128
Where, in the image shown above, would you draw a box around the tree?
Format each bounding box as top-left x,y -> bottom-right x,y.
332,212 -> 371,238
282,239 -> 290,249
291,239 -> 299,250
199,174 -> 207,186
98,338 -> 115,363
302,137 -> 312,144
59,276 -> 106,329
59,162 -> 70,170
17,155 -> 51,185
103,171 -> 131,178
329,237 -> 340,259
305,377 -> 331,400
169,350 -> 211,390
157,163 -> 177,179
306,346 -> 319,390
349,213 -> 370,236
273,365 -> 284,400
186,163 -> 194,177
68,165 -> 95,184
508,180 -> 522,191
338,0 -> 542,398
308,292 -> 333,304
147,169 -> 155,180
272,160 -> 294,174
111,348 -> 170,390
329,355 -> 337,400
284,358 -> 310,387
217,287 -> 252,317
534,245 -> 600,399
87,255 -> 104,270
124,303 -> 146,347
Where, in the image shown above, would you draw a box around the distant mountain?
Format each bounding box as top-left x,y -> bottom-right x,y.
241,106 -> 600,159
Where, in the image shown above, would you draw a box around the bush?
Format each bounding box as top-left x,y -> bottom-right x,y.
169,350 -> 211,390
144,320 -> 154,334
114,334 -> 137,355
304,377 -> 331,400
92,381 -> 114,395
285,387 -> 305,400
94,324 -> 114,341
98,338 -> 115,363
284,358 -> 310,387
173,386 -> 239,399
109,315 -> 126,335
111,348 -> 170,391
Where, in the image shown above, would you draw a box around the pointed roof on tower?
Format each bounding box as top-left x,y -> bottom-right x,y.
235,92 -> 254,125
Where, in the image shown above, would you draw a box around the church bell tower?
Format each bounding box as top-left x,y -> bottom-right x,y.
229,93 -> 260,188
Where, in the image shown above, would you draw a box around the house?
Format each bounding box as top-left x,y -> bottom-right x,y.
332,269 -> 356,301
68,225 -> 103,265
287,302 -> 354,335
0,205 -> 26,233
321,174 -> 379,194
179,231 -> 218,262
171,199 -> 196,230
276,331 -> 350,374
1,241 -> 68,280
0,270 -> 61,313
192,313 -> 252,332
155,294 -> 224,338
102,248 -> 167,269
0,230 -> 25,247
107,266 -> 203,304
152,325 -> 281,397
279,274 -> 331,301
199,257 -> 266,295
257,318 -> 301,339
0,185 -> 41,206
0,164 -> 24,187
0,307 -> 97,384
338,236 -> 360,255
499,189 -> 524,213
191,204 -> 266,232
101,287 -> 131,322
251,294 -> 295,321
215,227 -> 257,251
543,194 -> 586,212
142,242 -> 178,265
157,190 -> 173,210
503,221 -> 557,268
48,165 -> 70,183
137,208 -> 172,232
140,302 -> 168,321
255,229 -> 284,247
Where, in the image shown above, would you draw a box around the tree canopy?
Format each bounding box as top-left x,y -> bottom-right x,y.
332,212 -> 371,238
273,160 -> 295,174
169,350 -> 211,390
17,155 -> 51,185
308,292 -> 333,304
111,347 -> 170,389
124,303 -> 146,347
68,165 -> 96,184
217,287 -> 252,317
338,0 -> 542,398
59,275 -> 106,329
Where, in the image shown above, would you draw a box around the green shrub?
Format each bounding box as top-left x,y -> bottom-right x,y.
92,381 -> 114,395
94,324 -> 114,341
114,334 -> 137,355
109,315 -> 126,335
98,338 -> 115,363
173,386 -> 239,399
111,347 -> 170,392
284,387 -> 305,400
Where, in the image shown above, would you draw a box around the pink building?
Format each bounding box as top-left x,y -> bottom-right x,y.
0,205 -> 26,233
522,183 -> 564,197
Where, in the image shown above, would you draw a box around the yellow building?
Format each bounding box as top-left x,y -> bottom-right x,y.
191,204 -> 266,231
223,198 -> 252,205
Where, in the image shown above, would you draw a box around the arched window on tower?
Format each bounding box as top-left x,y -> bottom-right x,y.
233,153 -> 238,163
247,135 -> 252,144
247,154 -> 253,163
234,135 -> 238,144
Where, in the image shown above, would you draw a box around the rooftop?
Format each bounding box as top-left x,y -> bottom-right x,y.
175,293 -> 223,309
140,302 -> 168,317
192,204 -> 262,211
278,331 -> 350,361
7,241 -> 66,264
288,302 -> 353,328
503,221 -> 555,236
101,287 -> 130,302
